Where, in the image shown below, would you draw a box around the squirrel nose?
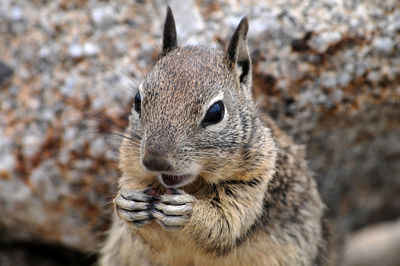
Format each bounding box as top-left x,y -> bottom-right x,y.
141,152 -> 172,172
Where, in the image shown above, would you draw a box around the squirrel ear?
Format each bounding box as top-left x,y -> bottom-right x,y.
162,6 -> 178,56
226,17 -> 251,84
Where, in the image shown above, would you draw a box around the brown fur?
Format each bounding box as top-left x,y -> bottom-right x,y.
99,8 -> 336,266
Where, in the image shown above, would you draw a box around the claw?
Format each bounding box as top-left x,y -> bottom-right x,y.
117,188 -> 195,230
152,209 -> 189,227
121,190 -> 152,202
116,208 -> 152,223
115,196 -> 148,211
149,190 -> 195,231
148,202 -> 157,213
115,190 -> 155,227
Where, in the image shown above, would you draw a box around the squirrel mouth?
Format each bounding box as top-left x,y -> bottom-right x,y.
161,174 -> 192,187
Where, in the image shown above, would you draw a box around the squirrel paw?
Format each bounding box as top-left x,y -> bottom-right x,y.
115,189 -> 158,227
151,188 -> 195,231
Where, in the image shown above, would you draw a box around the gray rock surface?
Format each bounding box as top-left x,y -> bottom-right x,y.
0,61 -> 14,84
343,219 -> 400,266
0,0 -> 399,261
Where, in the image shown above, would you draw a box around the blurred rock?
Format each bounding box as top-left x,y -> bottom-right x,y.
90,6 -> 116,28
343,219 -> 400,266
0,0 -> 399,259
0,62 -> 13,84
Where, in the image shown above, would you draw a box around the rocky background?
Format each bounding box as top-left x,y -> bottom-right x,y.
0,0 -> 399,265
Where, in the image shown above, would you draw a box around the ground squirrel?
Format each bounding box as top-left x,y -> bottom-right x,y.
99,7 -> 336,266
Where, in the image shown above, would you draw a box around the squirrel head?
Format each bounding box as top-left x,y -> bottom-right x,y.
123,7 -> 267,188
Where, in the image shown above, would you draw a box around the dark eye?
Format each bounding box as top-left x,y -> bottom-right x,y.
134,92 -> 141,114
201,101 -> 224,128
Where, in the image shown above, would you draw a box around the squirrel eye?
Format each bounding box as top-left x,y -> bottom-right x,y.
201,101 -> 224,128
134,92 -> 141,114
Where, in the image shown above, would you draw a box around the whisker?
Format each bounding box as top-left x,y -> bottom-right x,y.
114,69 -> 141,96
90,131 -> 141,143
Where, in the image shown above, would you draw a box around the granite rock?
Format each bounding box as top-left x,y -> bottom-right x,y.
0,61 -> 14,84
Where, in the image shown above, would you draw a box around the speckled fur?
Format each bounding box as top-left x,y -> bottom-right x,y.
99,8 -> 336,266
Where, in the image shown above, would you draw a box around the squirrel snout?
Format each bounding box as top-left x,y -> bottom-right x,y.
141,152 -> 173,172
